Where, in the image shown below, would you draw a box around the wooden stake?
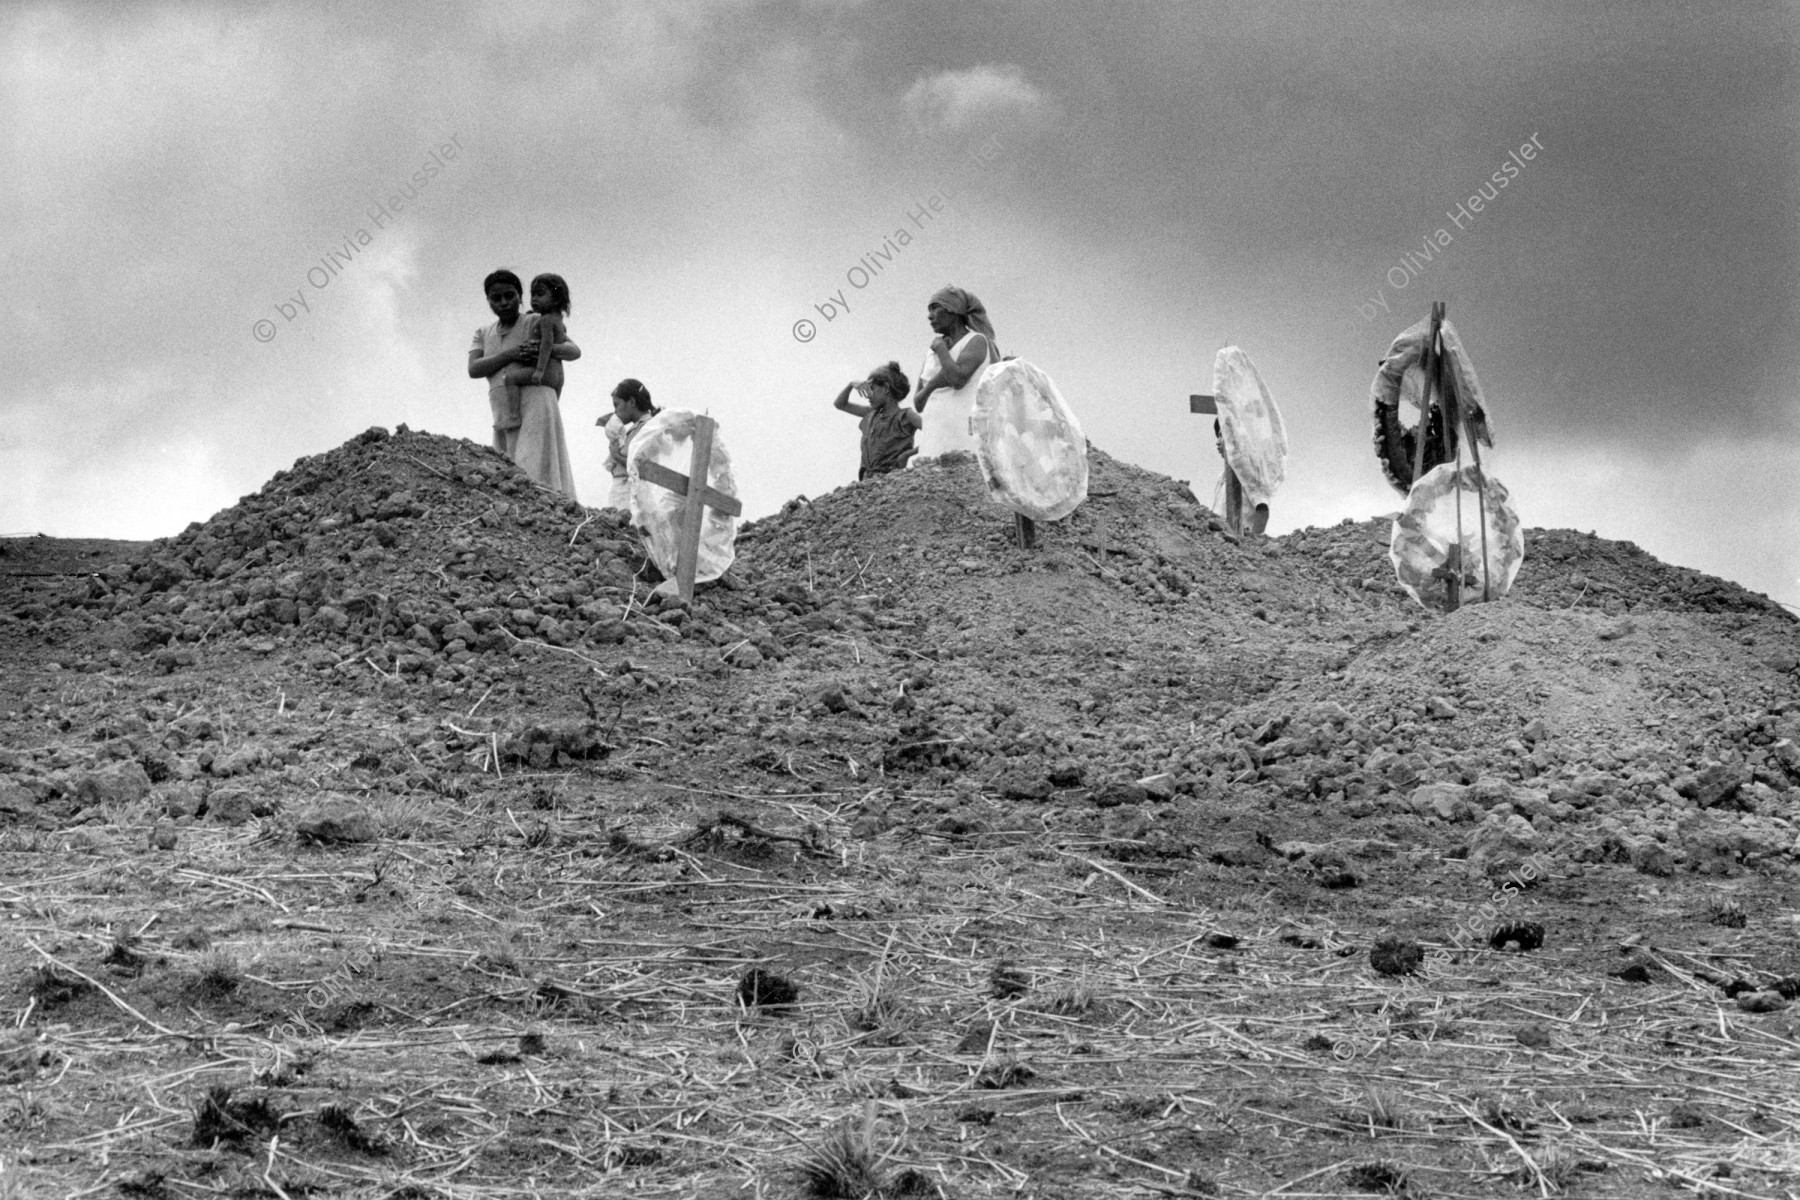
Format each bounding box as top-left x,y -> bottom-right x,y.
674,417 -> 714,602
1411,301 -> 1445,489
1190,394 -> 1252,536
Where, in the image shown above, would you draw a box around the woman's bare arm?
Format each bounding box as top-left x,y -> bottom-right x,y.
833,382 -> 872,418
932,333 -> 988,390
469,344 -> 521,379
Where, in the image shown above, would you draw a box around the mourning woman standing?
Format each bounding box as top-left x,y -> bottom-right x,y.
912,285 -> 999,459
467,269 -> 581,501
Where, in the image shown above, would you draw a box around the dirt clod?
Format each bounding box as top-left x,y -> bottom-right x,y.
1489,921 -> 1545,951
1342,1160 -> 1413,1195
737,967 -> 799,1012
1369,938 -> 1424,977
1516,1024 -> 1553,1049
317,1102 -> 387,1155
1736,990 -> 1789,1013
29,963 -> 92,1010
988,959 -> 1031,998
295,806 -> 378,845
191,1086 -> 280,1149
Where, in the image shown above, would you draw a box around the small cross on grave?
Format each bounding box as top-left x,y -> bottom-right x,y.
633,415 -> 743,604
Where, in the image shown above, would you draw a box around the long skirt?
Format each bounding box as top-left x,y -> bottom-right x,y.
513,385 -> 578,501
915,384 -> 977,459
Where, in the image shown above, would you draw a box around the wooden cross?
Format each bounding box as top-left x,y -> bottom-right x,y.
633,415 -> 743,603
1188,393 -> 1257,536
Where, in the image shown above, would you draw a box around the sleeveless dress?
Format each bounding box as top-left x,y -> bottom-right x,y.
915,330 -> 994,459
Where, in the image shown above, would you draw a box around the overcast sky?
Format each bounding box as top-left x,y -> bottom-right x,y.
4,2 -> 1796,605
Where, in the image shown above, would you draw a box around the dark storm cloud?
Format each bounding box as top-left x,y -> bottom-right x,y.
1,1 -> 1794,604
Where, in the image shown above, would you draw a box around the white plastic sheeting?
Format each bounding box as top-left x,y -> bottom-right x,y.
972,359 -> 1088,522
1389,463 -> 1524,609
627,410 -> 740,585
1212,346 -> 1288,509
1370,317 -> 1495,494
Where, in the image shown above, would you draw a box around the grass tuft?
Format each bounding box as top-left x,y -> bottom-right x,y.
1345,1086 -> 1415,1134
1035,983 -> 1098,1017
1341,1159 -> 1413,1194
317,1102 -> 387,1155
847,968 -> 907,1035
988,959 -> 1031,999
1707,896 -> 1748,928
796,1117 -> 886,1198
193,948 -> 242,996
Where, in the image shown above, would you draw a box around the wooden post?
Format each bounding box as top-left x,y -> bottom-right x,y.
1192,394 -> 1251,537
634,415 -> 743,604
1015,513 -> 1036,550
1410,301 -> 1445,489
1223,467 -> 1245,537
674,417 -> 714,602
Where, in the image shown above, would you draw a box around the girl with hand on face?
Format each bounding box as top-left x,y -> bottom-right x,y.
832,361 -> 919,479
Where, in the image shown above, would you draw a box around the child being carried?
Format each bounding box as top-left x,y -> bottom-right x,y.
498,273 -> 572,422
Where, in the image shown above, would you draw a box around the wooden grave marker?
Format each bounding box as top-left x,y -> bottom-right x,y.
633,415 -> 743,604
1404,300 -> 1492,612
1187,392 -> 1252,536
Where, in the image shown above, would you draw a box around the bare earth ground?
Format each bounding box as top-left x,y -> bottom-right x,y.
3,426 -> 1800,1199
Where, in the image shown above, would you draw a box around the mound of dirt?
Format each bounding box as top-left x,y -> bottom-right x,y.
18,426 -> 663,679
7,427 -> 1800,1199
720,447 -> 1800,873
3,429 -> 1797,874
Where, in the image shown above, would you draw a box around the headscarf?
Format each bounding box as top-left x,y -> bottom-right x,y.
930,285 -> 997,350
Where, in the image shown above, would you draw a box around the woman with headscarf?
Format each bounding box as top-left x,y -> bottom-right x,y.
912,285 -> 999,459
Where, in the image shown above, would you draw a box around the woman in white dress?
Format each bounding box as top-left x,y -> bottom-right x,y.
912,285 -> 998,459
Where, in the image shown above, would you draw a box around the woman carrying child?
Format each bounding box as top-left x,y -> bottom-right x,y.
466,270 -> 580,501
832,361 -> 919,479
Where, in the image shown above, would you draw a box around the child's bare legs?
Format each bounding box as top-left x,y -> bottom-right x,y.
537,357 -> 564,394
498,364 -> 529,429
510,346 -> 564,395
